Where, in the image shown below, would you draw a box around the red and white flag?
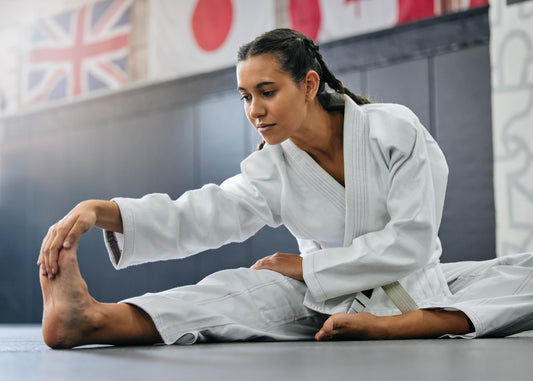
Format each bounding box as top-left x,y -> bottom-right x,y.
316,0 -> 399,42
148,0 -> 488,82
148,0 -> 275,80
289,0 -> 488,43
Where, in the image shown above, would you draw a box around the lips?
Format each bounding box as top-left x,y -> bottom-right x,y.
257,123 -> 275,133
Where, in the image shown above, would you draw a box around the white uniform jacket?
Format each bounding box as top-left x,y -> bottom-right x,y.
105,96 -> 453,316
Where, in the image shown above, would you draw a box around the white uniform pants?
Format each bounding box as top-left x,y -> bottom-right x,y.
123,253 -> 533,344
123,267 -> 327,345
440,252 -> 533,337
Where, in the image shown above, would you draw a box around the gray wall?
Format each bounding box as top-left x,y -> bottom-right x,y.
0,7 -> 493,323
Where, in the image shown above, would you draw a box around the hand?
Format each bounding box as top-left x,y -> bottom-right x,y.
251,252 -> 304,280
38,201 -> 98,279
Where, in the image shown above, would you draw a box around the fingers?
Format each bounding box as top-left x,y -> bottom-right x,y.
250,255 -> 273,270
251,253 -> 282,270
61,217 -> 90,251
40,223 -> 64,279
251,252 -> 285,268
51,215 -> 76,248
250,253 -> 303,280
38,226 -> 55,276
38,201 -> 99,279
39,214 -> 80,279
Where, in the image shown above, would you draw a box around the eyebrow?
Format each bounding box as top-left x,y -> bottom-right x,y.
237,81 -> 275,92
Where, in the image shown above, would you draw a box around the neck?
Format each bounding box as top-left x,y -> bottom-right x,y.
290,102 -> 344,163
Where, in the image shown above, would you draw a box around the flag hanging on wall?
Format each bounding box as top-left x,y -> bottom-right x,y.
22,0 -> 133,106
148,0 -> 489,82
13,0 -> 489,111
149,0 -> 275,81
289,0 -> 489,42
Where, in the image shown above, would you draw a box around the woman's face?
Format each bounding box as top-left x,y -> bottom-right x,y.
237,54 -> 309,145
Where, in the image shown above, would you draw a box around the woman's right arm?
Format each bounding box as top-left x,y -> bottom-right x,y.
38,200 -> 123,279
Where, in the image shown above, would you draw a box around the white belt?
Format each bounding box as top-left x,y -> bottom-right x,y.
382,281 -> 419,313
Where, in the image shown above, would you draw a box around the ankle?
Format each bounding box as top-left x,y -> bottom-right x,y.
355,312 -> 395,340
378,311 -> 423,340
375,315 -> 397,339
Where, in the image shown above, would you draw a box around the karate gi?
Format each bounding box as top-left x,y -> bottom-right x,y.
104,96 -> 533,344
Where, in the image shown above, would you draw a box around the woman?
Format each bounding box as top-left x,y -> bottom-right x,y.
38,29 -> 533,348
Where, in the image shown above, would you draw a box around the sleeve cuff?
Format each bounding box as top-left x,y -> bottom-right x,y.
104,230 -> 124,268
302,252 -> 328,302
103,197 -> 134,269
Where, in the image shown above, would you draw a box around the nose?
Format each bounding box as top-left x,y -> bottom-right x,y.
249,98 -> 265,119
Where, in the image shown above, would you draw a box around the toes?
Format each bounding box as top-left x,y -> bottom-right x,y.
327,313 -> 349,331
315,330 -> 328,341
316,313 -> 382,341
316,313 -> 345,341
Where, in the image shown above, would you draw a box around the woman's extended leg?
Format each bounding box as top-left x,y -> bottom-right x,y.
315,310 -> 471,341
40,247 -> 162,349
41,247 -> 326,348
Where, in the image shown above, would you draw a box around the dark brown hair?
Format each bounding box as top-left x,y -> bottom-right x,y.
238,28 -> 371,149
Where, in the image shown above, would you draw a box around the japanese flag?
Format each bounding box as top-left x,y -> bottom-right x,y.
149,0 -> 275,81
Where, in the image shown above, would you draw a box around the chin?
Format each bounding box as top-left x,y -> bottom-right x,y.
263,136 -> 288,146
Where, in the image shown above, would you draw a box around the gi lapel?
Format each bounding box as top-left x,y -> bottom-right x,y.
343,97 -> 418,313
343,96 -> 367,247
281,137 -> 345,213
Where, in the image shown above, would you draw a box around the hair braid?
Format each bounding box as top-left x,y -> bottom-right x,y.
313,50 -> 371,106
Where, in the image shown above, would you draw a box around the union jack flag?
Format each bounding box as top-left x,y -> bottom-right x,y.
23,0 -> 132,105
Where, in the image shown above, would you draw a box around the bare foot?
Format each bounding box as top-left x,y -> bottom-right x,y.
315,310 -> 472,341
40,246 -> 163,349
40,247 -> 101,349
315,312 -> 390,341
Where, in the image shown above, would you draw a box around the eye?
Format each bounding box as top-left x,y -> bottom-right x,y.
239,94 -> 251,102
263,90 -> 276,97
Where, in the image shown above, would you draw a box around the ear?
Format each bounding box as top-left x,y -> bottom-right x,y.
304,70 -> 320,101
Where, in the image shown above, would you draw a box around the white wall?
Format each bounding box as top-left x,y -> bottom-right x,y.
490,0 -> 533,255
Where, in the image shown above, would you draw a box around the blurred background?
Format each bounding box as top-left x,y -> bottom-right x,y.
0,0 -> 531,323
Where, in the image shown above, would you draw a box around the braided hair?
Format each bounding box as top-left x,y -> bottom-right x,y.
238,28 -> 371,150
